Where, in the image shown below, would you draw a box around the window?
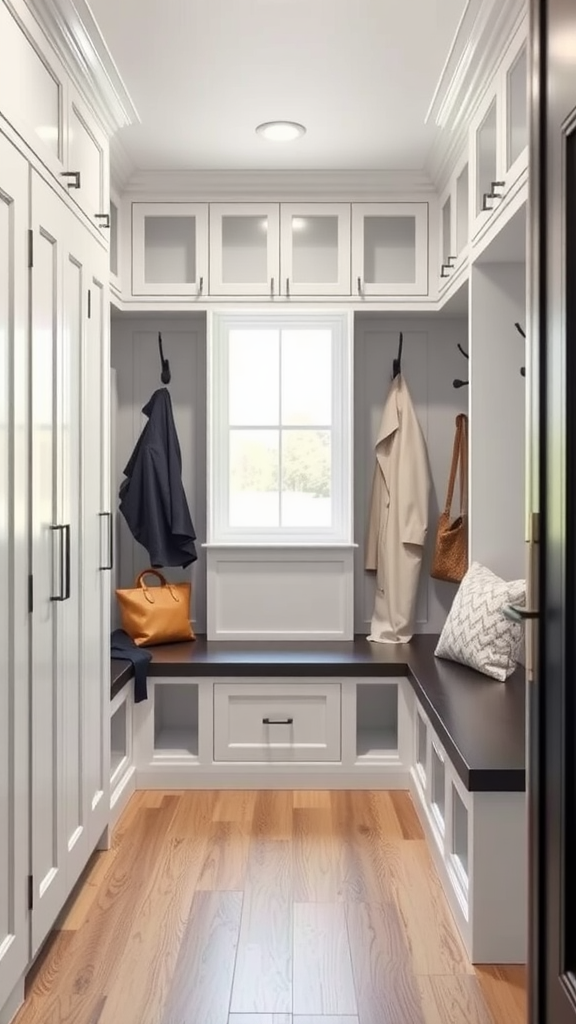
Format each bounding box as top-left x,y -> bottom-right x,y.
209,312 -> 352,543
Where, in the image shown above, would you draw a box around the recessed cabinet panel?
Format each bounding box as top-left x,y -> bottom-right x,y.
0,0 -> 65,177
356,683 -> 398,759
280,203 -> 351,295
431,744 -> 446,834
507,45 -> 528,171
352,203 -> 428,296
68,87 -> 107,225
452,784 -> 469,883
132,203 -> 208,296
210,203 -> 280,296
475,99 -> 498,217
416,713 -> 427,782
110,199 -> 119,278
441,196 -> 452,265
456,164 -> 469,254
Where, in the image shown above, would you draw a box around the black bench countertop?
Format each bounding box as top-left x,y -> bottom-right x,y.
110,634 -> 526,793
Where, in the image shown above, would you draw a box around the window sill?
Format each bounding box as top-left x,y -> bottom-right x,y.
203,542 -> 359,549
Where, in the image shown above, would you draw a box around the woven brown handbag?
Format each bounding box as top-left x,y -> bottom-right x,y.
430,413 -> 469,583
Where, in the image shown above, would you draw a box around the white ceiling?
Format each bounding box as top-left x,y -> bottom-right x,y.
89,0 -> 465,172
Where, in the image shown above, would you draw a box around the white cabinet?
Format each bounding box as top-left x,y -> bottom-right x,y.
352,202 -> 429,296
132,202 -> 208,296
439,154 -> 470,289
280,203 -> 351,296
0,133 -> 30,1014
470,27 -> 527,240
209,202 -> 280,296
67,84 -> 110,232
30,172 -> 110,956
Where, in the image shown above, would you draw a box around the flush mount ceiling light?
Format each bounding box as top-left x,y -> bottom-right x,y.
256,121 -> 306,142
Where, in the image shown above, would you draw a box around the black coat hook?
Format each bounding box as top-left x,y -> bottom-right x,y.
158,332 -> 171,385
453,342 -> 469,388
392,332 -> 403,379
515,322 -> 526,377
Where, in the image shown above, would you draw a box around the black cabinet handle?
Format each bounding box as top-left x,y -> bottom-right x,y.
95,213 -> 110,228
286,277 -> 290,298
263,717 -> 294,725
51,524 -> 71,601
447,255 -> 457,267
441,264 -> 451,278
99,512 -> 113,570
198,276 -> 204,295
270,277 -> 275,297
503,604 -> 539,623
482,192 -> 493,211
61,171 -> 81,189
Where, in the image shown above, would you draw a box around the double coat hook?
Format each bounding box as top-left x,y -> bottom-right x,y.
453,343 -> 469,389
158,332 -> 171,385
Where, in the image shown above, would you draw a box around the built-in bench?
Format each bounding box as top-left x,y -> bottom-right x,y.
109,635 -> 526,965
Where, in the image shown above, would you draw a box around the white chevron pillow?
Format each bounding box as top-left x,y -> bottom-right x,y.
435,561 -> 525,681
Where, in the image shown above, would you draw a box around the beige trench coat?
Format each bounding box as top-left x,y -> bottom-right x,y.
365,374 -> 431,643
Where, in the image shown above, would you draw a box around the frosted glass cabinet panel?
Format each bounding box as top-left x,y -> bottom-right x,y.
280,203 -> 351,295
210,203 -> 280,296
506,44 -> 528,173
352,203 -> 429,296
132,202 -> 208,296
475,98 -> 498,217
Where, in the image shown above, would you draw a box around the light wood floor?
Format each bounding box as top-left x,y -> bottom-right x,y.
14,791 -> 527,1024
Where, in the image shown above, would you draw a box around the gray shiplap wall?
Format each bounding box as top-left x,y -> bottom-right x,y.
354,315 -> 469,634
111,315 -> 207,632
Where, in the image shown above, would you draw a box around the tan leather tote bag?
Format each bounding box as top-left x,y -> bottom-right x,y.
116,569 -> 195,646
430,413 -> 469,584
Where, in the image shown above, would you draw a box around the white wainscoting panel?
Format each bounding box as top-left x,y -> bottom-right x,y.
207,547 -> 354,640
111,314 -> 207,631
354,315 -> 469,635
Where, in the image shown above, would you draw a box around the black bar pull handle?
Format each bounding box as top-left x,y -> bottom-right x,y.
95,213 -> 110,228
263,717 -> 294,725
61,171 -> 81,189
51,525 -> 70,601
99,512 -> 113,570
63,525 -> 71,600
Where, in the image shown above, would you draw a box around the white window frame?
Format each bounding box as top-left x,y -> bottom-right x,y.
208,310 -> 353,545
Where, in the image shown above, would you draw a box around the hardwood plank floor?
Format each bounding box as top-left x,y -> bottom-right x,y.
13,791 -> 526,1024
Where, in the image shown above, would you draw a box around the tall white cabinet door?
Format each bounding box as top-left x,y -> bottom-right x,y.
30,172 -> 68,954
67,84 -> 110,231
280,203 -> 351,296
132,202 -> 208,296
0,134 -> 30,1010
83,242 -> 111,849
209,203 -> 280,296
352,202 -> 429,296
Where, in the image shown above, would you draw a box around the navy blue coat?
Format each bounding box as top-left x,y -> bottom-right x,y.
119,388 -> 197,568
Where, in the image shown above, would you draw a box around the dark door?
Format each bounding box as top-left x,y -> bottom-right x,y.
530,0 -> 576,1021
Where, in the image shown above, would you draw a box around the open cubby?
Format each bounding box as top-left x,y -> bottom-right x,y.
356,682 -> 398,759
110,699 -> 127,781
431,743 -> 446,832
154,683 -> 199,758
452,784 -> 469,883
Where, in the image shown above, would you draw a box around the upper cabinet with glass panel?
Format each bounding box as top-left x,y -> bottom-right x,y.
280,204 -> 351,296
210,203 -> 280,296
469,26 -> 528,241
132,203 -> 208,297
351,203 -> 429,296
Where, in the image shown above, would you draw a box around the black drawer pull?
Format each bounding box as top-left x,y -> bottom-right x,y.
61,171 -> 81,189
95,213 -> 111,228
263,717 -> 294,725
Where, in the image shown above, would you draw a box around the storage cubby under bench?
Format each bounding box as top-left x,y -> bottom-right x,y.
110,634 -> 526,965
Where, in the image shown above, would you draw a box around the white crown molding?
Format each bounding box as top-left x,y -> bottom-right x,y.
24,0 -> 139,136
121,168 -> 437,200
110,134 -> 137,192
426,0 -> 527,188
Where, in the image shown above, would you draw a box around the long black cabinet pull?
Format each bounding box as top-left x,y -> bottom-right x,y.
60,171 -> 81,189
51,524 -> 71,601
99,512 -> 114,571
263,717 -> 294,725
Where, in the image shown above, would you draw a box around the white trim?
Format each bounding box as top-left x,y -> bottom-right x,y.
24,0 -> 139,135
208,309 -> 353,545
123,169 -> 437,199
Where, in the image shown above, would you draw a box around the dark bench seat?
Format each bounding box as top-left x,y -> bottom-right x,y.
111,633 -> 525,794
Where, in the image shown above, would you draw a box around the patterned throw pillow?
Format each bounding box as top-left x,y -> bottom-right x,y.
435,561 -> 526,681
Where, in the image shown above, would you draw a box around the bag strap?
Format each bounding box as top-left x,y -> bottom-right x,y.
136,569 -> 168,589
459,414 -> 469,516
444,414 -> 464,515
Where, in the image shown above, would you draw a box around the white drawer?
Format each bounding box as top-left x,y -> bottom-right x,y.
213,681 -> 341,762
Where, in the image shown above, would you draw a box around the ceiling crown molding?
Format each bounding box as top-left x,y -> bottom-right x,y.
122,168 -> 437,200
25,0 -> 139,136
425,0 -> 526,189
